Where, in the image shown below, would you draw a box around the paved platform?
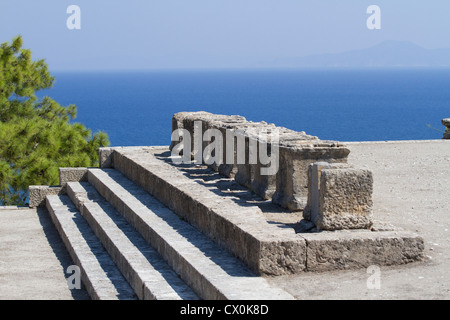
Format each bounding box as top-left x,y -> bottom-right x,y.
267,140 -> 450,299
0,207 -> 89,300
0,140 -> 449,299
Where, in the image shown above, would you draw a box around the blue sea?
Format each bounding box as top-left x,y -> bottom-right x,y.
40,69 -> 449,147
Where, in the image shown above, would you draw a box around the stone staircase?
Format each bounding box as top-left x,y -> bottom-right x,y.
39,147 -> 296,300
30,145 -> 424,300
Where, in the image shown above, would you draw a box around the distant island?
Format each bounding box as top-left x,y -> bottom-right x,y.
271,40 -> 450,68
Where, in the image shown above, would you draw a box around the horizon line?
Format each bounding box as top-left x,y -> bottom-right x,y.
49,66 -> 450,73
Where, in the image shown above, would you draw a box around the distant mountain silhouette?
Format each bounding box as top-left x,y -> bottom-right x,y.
274,41 -> 450,68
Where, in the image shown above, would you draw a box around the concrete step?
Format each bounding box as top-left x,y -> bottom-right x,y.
65,181 -> 199,300
87,167 -> 294,300
45,195 -> 137,300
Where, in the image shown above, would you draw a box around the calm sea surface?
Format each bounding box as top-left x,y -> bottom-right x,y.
39,69 -> 450,147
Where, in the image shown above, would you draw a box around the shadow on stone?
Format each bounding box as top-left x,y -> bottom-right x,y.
154,151 -> 302,231
36,207 -> 91,300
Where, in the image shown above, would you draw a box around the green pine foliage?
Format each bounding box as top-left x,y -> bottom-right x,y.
0,36 -> 109,205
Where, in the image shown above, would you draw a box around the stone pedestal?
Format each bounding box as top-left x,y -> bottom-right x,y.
271,144 -> 350,211
303,162 -> 373,231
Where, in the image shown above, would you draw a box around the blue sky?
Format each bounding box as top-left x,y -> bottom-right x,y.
1,0 -> 450,71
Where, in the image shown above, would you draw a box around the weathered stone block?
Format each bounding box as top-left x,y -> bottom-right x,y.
258,238 -> 306,275
234,133 -> 257,189
99,147 -> 115,168
442,118 -> 450,139
272,144 -> 350,211
302,231 -> 424,272
59,167 -> 88,186
170,111 -> 246,158
251,166 -> 277,200
29,185 -> 64,208
237,126 -> 280,199
304,162 -> 373,230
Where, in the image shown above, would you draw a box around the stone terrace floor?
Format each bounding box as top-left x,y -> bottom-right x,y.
0,140 -> 449,300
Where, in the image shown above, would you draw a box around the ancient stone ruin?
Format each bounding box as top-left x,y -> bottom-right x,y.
170,111 -> 350,212
27,111 -> 425,300
303,162 -> 373,231
170,111 -> 373,231
443,118 -> 450,139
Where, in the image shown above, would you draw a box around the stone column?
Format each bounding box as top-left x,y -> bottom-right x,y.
251,140 -> 278,200
234,131 -> 257,189
209,119 -> 247,177
234,123 -> 279,199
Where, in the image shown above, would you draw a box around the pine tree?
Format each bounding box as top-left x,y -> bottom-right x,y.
0,36 -> 109,205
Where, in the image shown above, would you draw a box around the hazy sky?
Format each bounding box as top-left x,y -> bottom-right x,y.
1,0 -> 450,71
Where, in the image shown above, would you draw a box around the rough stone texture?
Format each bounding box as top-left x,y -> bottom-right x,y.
319,167 -> 373,230
271,144 -> 350,211
28,185 -> 64,208
172,111 -> 249,178
59,167 -> 88,186
251,164 -> 278,200
170,111 -> 350,210
99,147 -> 115,168
304,162 -> 373,231
301,230 -> 424,272
442,118 -> 450,139
259,239 -> 306,275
